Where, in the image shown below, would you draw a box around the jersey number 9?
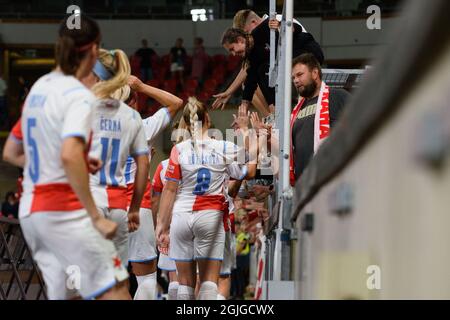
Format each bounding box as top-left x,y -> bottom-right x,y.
193,168 -> 211,195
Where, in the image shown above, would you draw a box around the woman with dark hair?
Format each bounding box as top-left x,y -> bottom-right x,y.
217,10 -> 324,116
6,15 -> 131,300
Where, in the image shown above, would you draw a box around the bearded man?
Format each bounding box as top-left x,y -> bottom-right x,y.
290,53 -> 350,184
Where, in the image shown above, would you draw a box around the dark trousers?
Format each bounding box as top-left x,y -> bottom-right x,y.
140,67 -> 153,82
231,254 -> 250,299
257,63 -> 275,106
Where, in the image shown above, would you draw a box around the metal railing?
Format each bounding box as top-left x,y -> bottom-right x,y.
0,216 -> 47,300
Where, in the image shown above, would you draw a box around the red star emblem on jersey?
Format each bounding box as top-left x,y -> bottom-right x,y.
113,256 -> 122,268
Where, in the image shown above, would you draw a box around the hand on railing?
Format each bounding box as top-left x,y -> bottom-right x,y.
268,19 -> 280,30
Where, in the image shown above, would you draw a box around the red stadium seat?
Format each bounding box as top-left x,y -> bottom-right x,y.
203,78 -> 217,93
197,91 -> 212,103
137,92 -> 148,112
163,78 -> 178,93
185,78 -> 198,89
178,91 -> 190,102
146,79 -> 160,88
161,54 -> 171,65
150,54 -> 160,69
227,55 -> 242,72
212,54 -> 226,67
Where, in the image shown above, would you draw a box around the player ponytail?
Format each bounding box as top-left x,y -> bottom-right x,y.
182,97 -> 208,152
92,48 -> 131,101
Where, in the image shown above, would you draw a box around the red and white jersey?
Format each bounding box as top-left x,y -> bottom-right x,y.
165,138 -> 248,213
125,107 -> 171,209
89,99 -> 148,210
10,117 -> 23,142
151,159 -> 169,194
223,181 -> 236,233
19,71 -> 96,219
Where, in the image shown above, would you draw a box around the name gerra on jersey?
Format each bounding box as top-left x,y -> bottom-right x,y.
89,99 -> 148,210
165,139 -> 248,213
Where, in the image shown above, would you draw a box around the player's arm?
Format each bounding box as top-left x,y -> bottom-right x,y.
127,153 -> 149,232
151,192 -> 161,223
155,146 -> 181,254
244,128 -> 258,179
156,180 -> 177,231
3,118 -> 25,167
3,136 -> 25,167
151,163 -> 164,222
228,179 -> 243,199
128,75 -> 183,119
155,180 -> 178,254
61,137 -> 117,239
212,67 -> 247,110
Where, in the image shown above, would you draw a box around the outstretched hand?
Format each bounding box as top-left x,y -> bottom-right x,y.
212,91 -> 231,110
232,104 -> 250,131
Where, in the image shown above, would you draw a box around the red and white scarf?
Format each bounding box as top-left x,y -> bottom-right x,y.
290,82 -> 330,186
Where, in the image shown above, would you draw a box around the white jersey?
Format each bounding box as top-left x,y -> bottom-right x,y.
89,99 -> 148,210
151,159 -> 169,194
165,139 -> 248,213
124,107 -> 171,209
19,71 -> 95,219
124,107 -> 171,185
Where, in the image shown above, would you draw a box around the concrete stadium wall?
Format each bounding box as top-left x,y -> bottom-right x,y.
293,44 -> 450,299
0,16 -> 397,61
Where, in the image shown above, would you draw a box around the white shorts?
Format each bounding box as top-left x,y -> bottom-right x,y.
98,207 -> 129,267
169,210 -> 225,261
128,208 -> 157,263
158,253 -> 176,272
20,210 -> 128,300
220,230 -> 233,275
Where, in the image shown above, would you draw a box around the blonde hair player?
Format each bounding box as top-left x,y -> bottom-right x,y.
3,15 -> 131,299
86,48 -> 150,272
124,76 -> 183,300
156,97 -> 257,300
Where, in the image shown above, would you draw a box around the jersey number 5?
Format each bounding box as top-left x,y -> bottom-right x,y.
193,168 -> 211,195
26,118 -> 40,183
